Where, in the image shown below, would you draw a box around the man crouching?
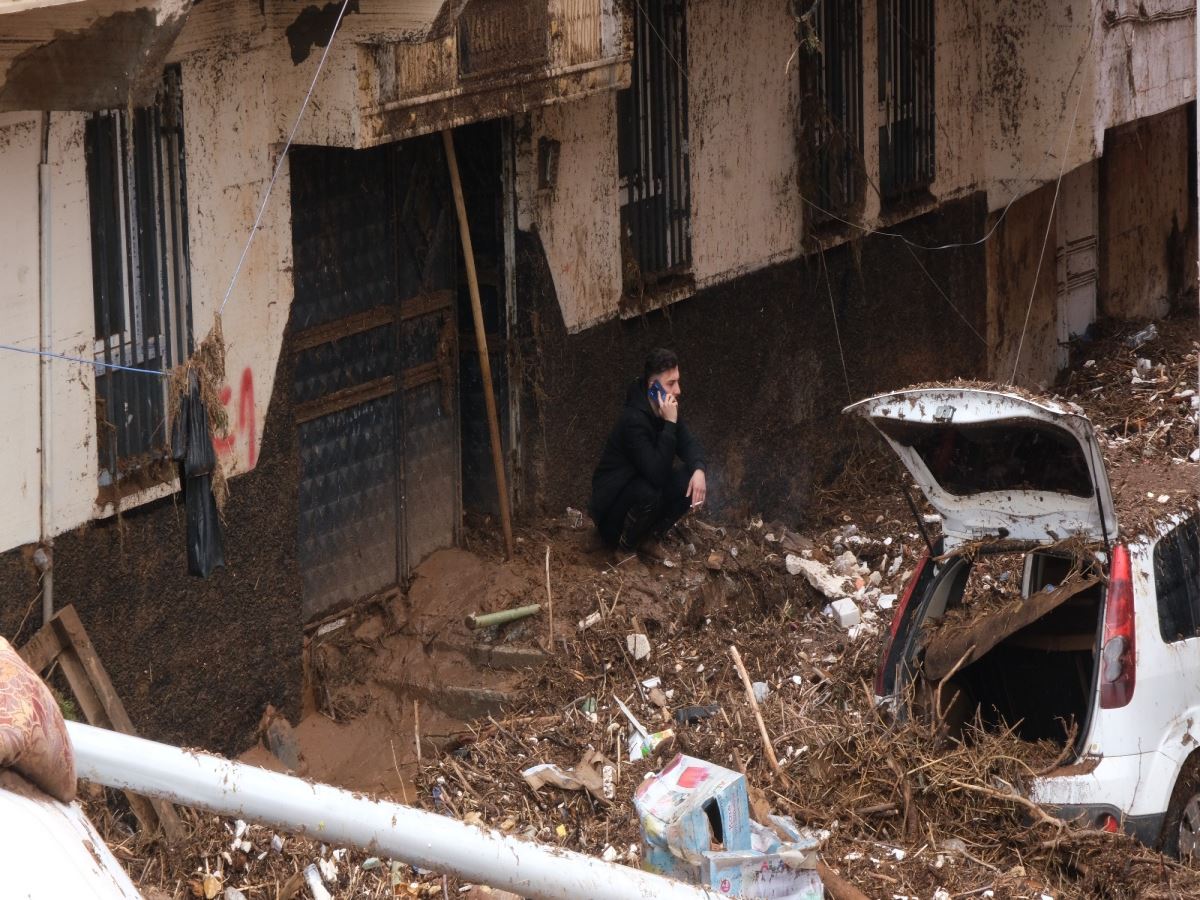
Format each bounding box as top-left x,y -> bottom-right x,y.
589,348 -> 707,563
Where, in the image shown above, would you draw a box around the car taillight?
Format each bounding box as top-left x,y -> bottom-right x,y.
874,548 -> 931,695
1098,813 -> 1120,833
1100,544 -> 1135,709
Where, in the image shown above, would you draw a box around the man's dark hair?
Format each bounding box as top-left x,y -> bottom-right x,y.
643,348 -> 679,388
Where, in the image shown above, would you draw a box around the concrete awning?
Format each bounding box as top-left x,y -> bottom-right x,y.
0,0 -> 193,111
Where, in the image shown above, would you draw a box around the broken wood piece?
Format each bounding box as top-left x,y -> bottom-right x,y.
17,605 -> 184,842
816,861 -> 872,900
466,604 -> 542,630
728,645 -> 781,774
922,575 -> 1100,679
545,546 -> 554,653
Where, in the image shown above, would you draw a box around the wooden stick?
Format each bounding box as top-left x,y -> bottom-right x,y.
728,645 -> 781,774
815,862 -> 872,900
442,129 -> 514,559
544,545 -> 554,652
414,699 -> 422,764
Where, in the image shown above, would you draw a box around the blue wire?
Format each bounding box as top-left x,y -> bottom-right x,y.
0,343 -> 169,377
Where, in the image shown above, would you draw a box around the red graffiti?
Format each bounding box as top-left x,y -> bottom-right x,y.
213,367 -> 257,469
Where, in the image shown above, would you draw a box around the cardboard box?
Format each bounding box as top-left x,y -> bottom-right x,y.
633,754 -> 823,898
705,851 -> 823,899
633,754 -> 751,882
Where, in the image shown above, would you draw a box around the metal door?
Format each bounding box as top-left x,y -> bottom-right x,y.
1055,162 -> 1099,370
290,138 -> 459,621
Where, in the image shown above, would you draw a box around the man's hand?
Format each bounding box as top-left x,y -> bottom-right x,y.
660,393 -> 679,423
686,469 -> 706,507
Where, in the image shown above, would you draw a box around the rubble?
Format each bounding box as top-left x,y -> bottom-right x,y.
77,316 -> 1200,900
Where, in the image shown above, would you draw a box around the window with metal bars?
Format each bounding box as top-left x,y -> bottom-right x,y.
617,0 -> 691,287
804,0 -> 864,223
85,66 -> 193,485
877,0 -> 934,203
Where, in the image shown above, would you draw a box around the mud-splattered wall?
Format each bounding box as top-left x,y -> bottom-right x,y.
985,183 -> 1060,389
0,338 -> 303,756
517,193 -> 991,522
1100,104 -> 1196,321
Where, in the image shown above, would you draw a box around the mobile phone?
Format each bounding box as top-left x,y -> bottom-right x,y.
648,380 -> 667,404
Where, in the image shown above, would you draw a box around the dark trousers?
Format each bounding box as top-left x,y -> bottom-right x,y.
595,467 -> 692,549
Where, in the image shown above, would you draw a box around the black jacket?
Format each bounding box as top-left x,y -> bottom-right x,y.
589,378 -> 706,517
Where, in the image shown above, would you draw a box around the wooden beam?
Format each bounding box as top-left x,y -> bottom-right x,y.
443,128 -> 515,559
19,605 -> 184,842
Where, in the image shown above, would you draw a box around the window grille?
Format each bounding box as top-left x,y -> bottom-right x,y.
617,0 -> 691,285
85,66 -> 193,484
808,0 -> 864,221
877,0 -> 935,203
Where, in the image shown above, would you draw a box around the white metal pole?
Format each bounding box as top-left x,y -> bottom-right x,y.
38,113 -> 54,627
67,721 -> 715,900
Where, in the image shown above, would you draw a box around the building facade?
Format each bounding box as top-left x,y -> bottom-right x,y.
0,0 -> 1194,749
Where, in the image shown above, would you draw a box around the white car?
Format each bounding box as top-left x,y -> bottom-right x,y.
847,386 -> 1200,855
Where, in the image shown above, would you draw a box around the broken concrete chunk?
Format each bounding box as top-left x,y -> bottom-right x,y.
627,633 -> 651,660
788,556 -> 852,600
829,598 -> 861,629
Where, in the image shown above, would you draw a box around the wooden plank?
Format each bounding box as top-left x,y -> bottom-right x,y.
292,305 -> 397,353
15,619 -> 67,674
52,608 -> 185,841
295,375 -> 398,424
400,289 -> 455,321
18,605 -> 183,842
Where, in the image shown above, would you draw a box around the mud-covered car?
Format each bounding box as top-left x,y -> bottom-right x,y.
847,386 -> 1200,855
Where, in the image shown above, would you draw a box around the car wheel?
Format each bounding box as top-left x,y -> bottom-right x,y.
1161,756 -> 1200,859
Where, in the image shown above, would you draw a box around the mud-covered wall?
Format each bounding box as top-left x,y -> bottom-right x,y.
986,182 -> 1060,389
1100,104 -> 1195,321
517,193 -> 990,522
0,336 -> 302,757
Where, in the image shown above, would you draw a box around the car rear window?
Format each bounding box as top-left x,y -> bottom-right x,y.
874,419 -> 1094,497
1155,517 -> 1200,644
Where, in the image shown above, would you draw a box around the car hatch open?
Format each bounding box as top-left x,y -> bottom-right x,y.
844,387 -> 1117,548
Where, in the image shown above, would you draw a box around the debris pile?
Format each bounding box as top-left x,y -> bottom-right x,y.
77,314 -> 1200,899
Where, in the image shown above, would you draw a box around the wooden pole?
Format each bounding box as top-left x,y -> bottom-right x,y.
442,129 -> 515,559
728,644 -> 782,774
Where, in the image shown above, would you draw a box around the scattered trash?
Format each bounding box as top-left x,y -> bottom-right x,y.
522,749 -> 614,803
752,681 -> 771,703
315,617 -> 347,638
830,551 -> 859,577
641,676 -> 662,689
224,889 -> 247,900
633,754 -> 823,898
627,633 -> 651,660
613,694 -> 675,760
361,857 -> 382,871
877,594 -> 897,610
303,864 -> 332,900
675,704 -> 721,726
466,604 -> 542,630
564,507 -> 585,529
828,598 -> 862,629
317,855 -> 338,883
1125,322 -> 1158,348
578,611 -> 602,631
